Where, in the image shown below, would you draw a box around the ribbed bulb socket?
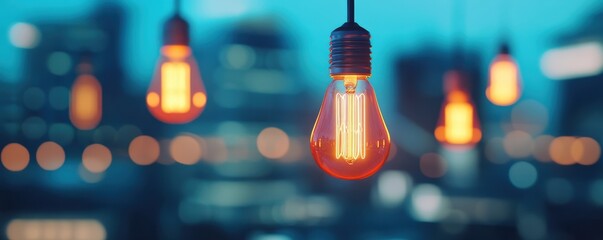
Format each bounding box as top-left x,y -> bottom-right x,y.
329,22 -> 372,76
163,14 -> 190,46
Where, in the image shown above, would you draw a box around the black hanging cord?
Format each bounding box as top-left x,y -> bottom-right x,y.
347,0 -> 355,22
452,0 -> 465,70
174,0 -> 181,14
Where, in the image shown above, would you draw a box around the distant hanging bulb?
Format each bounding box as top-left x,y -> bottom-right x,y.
310,19 -> 390,180
435,71 -> 481,147
487,44 -> 521,106
70,62 -> 102,130
147,14 -> 206,124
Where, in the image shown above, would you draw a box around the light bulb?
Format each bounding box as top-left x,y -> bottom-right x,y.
435,71 -> 481,147
146,14 -> 206,124
486,45 -> 521,106
311,75 -> 390,180
70,64 -> 102,130
310,19 -> 390,180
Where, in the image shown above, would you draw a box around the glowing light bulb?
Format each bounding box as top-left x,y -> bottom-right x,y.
487,46 -> 521,106
435,71 -> 481,147
70,64 -> 102,130
310,2 -> 390,180
147,15 -> 206,124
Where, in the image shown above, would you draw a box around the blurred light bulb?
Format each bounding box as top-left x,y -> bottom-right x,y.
147,15 -> 206,124
487,46 -> 521,106
70,63 -> 102,130
435,71 -> 481,147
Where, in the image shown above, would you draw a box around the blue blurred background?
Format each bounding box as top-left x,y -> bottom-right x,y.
1,0 -> 603,239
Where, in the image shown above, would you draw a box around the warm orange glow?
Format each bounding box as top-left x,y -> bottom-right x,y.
487,54 -> 521,106
6,219 -> 106,240
162,45 -> 191,59
147,45 -> 206,124
192,92 -> 207,108
70,74 -> 102,130
129,135 -> 160,166
146,92 -> 160,107
550,136 -> 577,165
1,143 -> 29,172
257,127 -> 290,159
571,137 -> 600,165
36,141 -> 65,171
435,89 -> 481,147
82,144 -> 112,173
170,135 -> 202,165
310,75 -> 390,180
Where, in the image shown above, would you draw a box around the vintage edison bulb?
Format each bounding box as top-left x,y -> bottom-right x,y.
310,75 -> 390,180
70,68 -> 102,130
487,54 -> 521,106
146,45 -> 206,124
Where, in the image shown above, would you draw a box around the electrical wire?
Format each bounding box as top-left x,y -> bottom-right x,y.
347,0 -> 355,22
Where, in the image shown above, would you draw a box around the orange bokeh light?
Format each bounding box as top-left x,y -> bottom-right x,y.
1,143 -> 29,172
129,135 -> 160,166
82,144 -> 112,173
70,74 -> 102,130
36,141 -> 65,171
170,135 -> 202,165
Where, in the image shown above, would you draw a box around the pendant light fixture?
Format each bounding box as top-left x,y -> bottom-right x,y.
486,0 -> 521,106
310,0 -> 391,180
435,71 -> 481,147
146,0 -> 207,124
434,0 -> 481,148
70,56 -> 102,130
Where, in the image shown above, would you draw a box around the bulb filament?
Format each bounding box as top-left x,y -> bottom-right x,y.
335,75 -> 366,164
161,61 -> 191,113
444,96 -> 474,144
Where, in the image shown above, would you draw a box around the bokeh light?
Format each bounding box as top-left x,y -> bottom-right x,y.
503,130 -> 534,158
36,141 -> 65,171
377,170 -> 412,207
170,135 -> 202,165
82,144 -> 112,173
47,51 -> 72,76
511,100 -> 548,134
23,87 -> 45,110
1,143 -> 30,172
571,137 -> 600,165
48,123 -> 75,146
532,135 -> 554,162
48,87 -> 70,110
411,184 -> 449,222
22,116 -> 47,140
550,136 -> 577,165
129,135 -> 160,166
6,219 -> 106,240
257,127 -> 289,159
9,22 -> 40,48
508,161 -> 538,189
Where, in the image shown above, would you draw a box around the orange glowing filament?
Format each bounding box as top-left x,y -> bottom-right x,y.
444,93 -> 473,144
335,75 -> 367,163
161,62 -> 191,113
